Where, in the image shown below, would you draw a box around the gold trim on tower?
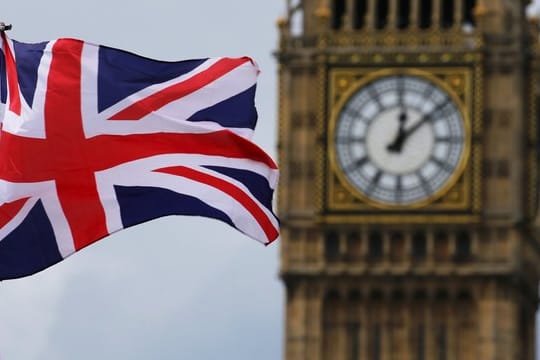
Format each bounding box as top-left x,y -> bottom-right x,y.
320,64 -> 482,220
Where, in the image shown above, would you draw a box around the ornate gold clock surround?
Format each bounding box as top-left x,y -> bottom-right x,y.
319,57 -> 483,224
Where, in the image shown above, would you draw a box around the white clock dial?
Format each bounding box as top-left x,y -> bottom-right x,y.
334,74 -> 467,206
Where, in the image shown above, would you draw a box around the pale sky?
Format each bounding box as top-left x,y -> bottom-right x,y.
0,1 -> 284,359
2,1 -> 540,360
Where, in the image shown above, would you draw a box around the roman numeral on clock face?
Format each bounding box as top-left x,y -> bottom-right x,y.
366,170 -> 383,195
435,135 -> 463,144
344,156 -> 369,172
416,171 -> 433,196
395,175 -> 403,203
335,136 -> 366,144
430,156 -> 455,173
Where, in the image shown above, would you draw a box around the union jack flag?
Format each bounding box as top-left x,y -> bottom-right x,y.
0,34 -> 279,280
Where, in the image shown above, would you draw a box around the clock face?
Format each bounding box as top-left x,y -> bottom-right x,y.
333,74 -> 467,206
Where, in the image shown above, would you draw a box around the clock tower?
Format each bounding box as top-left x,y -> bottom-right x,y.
277,1 -> 540,359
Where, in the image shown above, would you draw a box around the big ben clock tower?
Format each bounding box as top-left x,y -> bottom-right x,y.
277,1 -> 540,359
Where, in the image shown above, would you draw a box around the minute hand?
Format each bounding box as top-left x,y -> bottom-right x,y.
401,114 -> 431,140
402,99 -> 449,140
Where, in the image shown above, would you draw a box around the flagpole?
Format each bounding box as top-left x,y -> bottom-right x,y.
0,23 -> 12,32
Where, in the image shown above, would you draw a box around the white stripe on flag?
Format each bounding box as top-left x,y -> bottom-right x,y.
96,154 -> 276,242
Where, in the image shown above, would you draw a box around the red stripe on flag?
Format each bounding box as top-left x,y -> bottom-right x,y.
44,39 -> 109,251
0,198 -> 29,230
1,33 -> 21,115
155,166 -> 278,244
109,57 -> 252,120
0,129 -> 279,183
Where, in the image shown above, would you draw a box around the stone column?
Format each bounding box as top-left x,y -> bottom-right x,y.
477,281 -> 497,359
344,0 -> 355,30
285,283 -> 308,359
447,296 -> 456,360
306,287 -> 323,360
454,0 -> 463,29
366,0 -> 377,30
410,0 -> 420,29
360,298 -> 369,359
389,0 -> 399,29
432,0 -> 441,28
425,294 -> 434,358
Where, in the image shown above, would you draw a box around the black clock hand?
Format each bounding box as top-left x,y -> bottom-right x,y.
387,109 -> 408,153
402,113 -> 431,139
390,98 -> 450,151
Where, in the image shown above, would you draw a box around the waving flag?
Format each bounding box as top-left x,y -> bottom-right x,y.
0,33 -> 279,280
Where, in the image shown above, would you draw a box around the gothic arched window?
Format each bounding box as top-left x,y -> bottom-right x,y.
398,0 -> 411,29
441,0 -> 454,28
325,231 -> 340,262
354,0 -> 368,29
463,0 -> 476,26
419,0 -> 432,29
412,231 -> 427,261
376,0 -> 389,29
332,0 -> 347,30
368,231 -> 383,260
455,231 -> 472,262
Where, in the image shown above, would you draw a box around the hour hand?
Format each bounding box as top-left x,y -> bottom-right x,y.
386,130 -> 405,153
386,111 -> 408,153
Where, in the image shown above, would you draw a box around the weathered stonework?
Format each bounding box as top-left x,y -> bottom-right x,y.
278,1 -> 540,359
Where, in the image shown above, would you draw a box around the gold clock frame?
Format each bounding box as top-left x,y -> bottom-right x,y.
321,64 -> 483,224
329,68 -> 471,209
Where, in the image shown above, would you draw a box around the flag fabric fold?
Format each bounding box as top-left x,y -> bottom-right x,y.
0,34 -> 279,280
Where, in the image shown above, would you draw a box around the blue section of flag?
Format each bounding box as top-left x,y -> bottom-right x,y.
115,185 -> 234,229
204,166 -> 274,210
12,40 -> 47,107
97,46 -> 207,112
0,201 -> 62,280
0,48 -> 6,105
188,85 -> 258,130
